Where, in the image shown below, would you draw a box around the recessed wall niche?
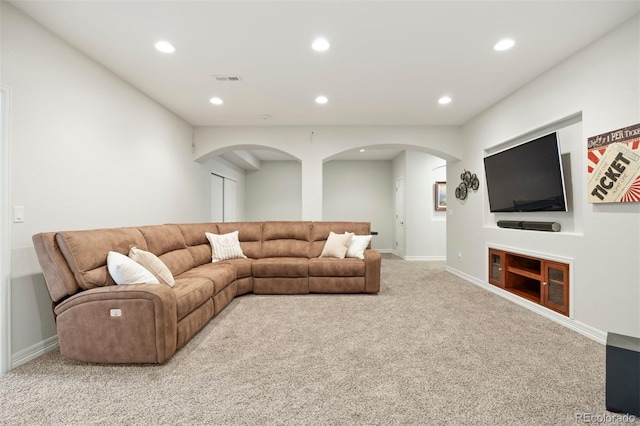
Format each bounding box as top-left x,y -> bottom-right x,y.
482,117 -> 582,235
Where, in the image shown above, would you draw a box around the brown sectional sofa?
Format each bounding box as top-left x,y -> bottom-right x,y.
32,221 -> 381,364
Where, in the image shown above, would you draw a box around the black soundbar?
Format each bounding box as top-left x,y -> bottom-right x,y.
497,220 -> 560,232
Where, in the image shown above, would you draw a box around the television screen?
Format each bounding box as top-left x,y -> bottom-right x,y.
483,132 -> 568,212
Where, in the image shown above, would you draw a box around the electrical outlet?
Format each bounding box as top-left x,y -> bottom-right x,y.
457,252 -> 463,261
110,309 -> 122,317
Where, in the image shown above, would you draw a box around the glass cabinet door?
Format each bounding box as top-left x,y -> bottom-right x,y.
543,262 -> 569,315
488,249 -> 505,288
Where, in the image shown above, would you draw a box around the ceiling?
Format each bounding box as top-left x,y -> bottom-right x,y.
9,1 -> 639,165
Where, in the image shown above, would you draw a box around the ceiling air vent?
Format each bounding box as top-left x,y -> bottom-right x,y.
213,75 -> 242,82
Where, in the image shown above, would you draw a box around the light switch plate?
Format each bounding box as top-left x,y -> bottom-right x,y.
13,206 -> 24,223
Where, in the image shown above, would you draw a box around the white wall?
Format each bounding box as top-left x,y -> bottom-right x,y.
244,161 -> 302,221
405,151 -> 447,260
448,15 -> 640,340
323,160 -> 394,251
1,3 -> 210,367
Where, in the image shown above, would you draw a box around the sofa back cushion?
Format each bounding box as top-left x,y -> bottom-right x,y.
261,221 -> 311,258
176,223 -> 219,267
217,222 -> 263,259
56,227 -> 148,290
309,222 -> 371,258
137,225 -> 195,277
32,232 -> 81,302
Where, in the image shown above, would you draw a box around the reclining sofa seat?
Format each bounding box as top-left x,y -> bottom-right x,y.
32,221 -> 381,364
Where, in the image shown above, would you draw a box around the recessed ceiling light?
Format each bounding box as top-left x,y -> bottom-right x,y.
154,40 -> 175,54
315,95 -> 328,104
494,38 -> 515,51
312,38 -> 330,52
438,96 -> 452,105
360,149 -> 366,152
209,97 -> 223,105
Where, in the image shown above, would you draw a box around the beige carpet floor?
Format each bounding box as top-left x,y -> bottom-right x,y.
0,257 -> 631,425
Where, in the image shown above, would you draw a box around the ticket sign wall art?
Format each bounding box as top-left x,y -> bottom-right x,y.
587,123 -> 640,203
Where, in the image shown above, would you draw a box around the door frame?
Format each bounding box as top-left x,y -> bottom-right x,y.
1,85 -> 12,375
395,176 -> 405,258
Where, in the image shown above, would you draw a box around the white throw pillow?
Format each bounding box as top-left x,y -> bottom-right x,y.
107,251 -> 160,285
320,231 -> 354,259
129,247 -> 175,287
205,231 -> 247,262
346,234 -> 373,259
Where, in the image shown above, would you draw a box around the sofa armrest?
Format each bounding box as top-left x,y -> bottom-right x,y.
54,284 -> 177,364
363,249 -> 381,293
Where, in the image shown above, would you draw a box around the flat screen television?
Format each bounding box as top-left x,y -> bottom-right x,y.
483,132 -> 568,212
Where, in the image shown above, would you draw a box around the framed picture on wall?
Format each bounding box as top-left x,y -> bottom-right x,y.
435,181 -> 446,211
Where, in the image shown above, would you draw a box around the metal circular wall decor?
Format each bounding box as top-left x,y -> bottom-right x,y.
470,175 -> 480,190
455,169 -> 480,200
455,182 -> 468,200
461,170 -> 472,185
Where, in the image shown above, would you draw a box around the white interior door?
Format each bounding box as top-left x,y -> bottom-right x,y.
395,177 -> 405,258
212,174 -> 238,222
223,178 -> 237,222
211,174 -> 224,222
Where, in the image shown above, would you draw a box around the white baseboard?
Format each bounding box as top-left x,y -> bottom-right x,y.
382,250 -> 445,261
11,335 -> 59,369
405,256 -> 446,261
445,265 -> 607,345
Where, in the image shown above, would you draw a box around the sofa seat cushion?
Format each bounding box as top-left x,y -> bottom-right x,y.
308,258 -> 365,277
252,258 -> 309,278
172,277 -> 214,322
177,264 -> 236,295
219,258 -> 253,278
